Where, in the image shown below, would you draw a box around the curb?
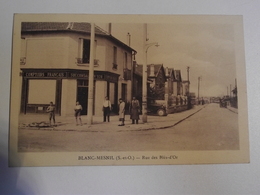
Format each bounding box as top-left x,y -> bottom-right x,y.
19,106 -> 206,132
227,107 -> 238,114
130,105 -> 206,131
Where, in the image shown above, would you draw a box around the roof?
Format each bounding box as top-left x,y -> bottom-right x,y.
21,22 -> 136,52
167,68 -> 175,79
22,22 -> 108,35
182,80 -> 190,84
135,64 -> 164,78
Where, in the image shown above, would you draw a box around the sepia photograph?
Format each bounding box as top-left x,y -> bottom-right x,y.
9,14 -> 249,166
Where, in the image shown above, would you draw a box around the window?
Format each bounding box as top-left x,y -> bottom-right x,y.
77,39 -> 98,65
113,46 -> 117,69
82,39 -> 90,63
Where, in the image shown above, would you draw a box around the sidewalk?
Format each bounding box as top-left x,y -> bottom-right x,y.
227,105 -> 238,114
19,105 -> 206,132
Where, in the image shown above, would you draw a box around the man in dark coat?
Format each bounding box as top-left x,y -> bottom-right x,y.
129,97 -> 140,124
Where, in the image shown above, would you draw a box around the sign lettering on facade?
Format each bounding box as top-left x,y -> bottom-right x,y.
23,70 -> 118,82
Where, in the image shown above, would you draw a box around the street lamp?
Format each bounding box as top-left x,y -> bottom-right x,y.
142,42 -> 159,123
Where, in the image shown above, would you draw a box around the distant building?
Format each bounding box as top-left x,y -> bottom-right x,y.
182,80 -> 190,96
135,64 -> 167,103
174,70 -> 183,96
20,22 -> 136,116
166,68 -> 175,103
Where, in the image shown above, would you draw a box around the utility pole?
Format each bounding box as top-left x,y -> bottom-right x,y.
187,66 -> 191,109
127,32 -> 131,46
230,84 -> 232,97
227,86 -> 229,96
187,66 -> 190,95
142,24 -> 159,123
198,76 -> 201,104
87,23 -> 95,124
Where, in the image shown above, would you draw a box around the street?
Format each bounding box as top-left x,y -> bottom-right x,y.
18,103 -> 239,152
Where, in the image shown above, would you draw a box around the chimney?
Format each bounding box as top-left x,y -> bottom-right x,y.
127,32 -> 131,46
108,23 -> 112,34
150,64 -> 155,77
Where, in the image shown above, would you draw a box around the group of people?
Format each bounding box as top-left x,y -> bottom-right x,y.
103,96 -> 141,126
46,96 -> 141,127
46,101 -> 83,126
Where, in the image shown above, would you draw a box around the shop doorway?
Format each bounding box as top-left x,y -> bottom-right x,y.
77,80 -> 88,115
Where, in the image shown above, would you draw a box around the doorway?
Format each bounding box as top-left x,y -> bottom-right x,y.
77,80 -> 88,115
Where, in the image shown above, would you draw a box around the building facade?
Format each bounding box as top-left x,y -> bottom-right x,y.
20,22 -> 136,116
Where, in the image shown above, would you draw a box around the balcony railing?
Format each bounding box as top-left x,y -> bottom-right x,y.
20,57 -> 26,65
76,58 -> 99,66
112,63 -> 118,70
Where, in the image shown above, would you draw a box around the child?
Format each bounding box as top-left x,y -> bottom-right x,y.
46,101 -> 55,126
74,101 -> 83,126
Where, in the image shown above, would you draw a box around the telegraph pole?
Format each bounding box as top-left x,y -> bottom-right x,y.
198,76 -> 201,104
187,66 -> 190,95
230,84 -> 232,97
87,23 -> 95,124
142,24 -> 148,123
227,86 -> 229,96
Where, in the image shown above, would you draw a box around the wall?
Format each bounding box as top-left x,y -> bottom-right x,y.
21,34 -> 69,69
95,81 -> 107,116
27,79 -> 56,104
1,1 -> 260,195
61,79 -> 77,116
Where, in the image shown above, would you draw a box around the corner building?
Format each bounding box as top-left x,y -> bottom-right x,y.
20,22 -> 136,116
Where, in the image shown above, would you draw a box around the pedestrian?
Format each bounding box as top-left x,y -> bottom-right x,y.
129,97 -> 140,124
46,101 -> 55,126
74,101 -> 83,126
103,96 -> 112,122
118,98 -> 125,126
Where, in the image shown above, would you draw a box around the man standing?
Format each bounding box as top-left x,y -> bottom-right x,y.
103,96 -> 112,122
46,101 -> 55,126
129,97 -> 140,124
118,98 -> 125,126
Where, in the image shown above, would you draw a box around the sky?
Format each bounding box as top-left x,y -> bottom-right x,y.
98,18 -> 239,97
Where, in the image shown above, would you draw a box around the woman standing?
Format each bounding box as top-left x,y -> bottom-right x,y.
118,98 -> 125,126
129,97 -> 140,124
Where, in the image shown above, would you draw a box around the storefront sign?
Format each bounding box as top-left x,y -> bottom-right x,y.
25,72 -> 67,78
22,69 -> 119,82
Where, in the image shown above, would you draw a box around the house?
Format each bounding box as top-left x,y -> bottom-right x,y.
182,80 -> 190,96
174,70 -> 183,97
165,68 -> 176,106
134,64 -> 167,105
19,22 -> 136,116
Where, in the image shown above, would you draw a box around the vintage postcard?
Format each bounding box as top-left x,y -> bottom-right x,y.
9,14 -> 249,166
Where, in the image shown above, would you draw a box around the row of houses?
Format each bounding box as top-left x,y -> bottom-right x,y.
19,22 -> 190,117
133,64 -> 190,108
